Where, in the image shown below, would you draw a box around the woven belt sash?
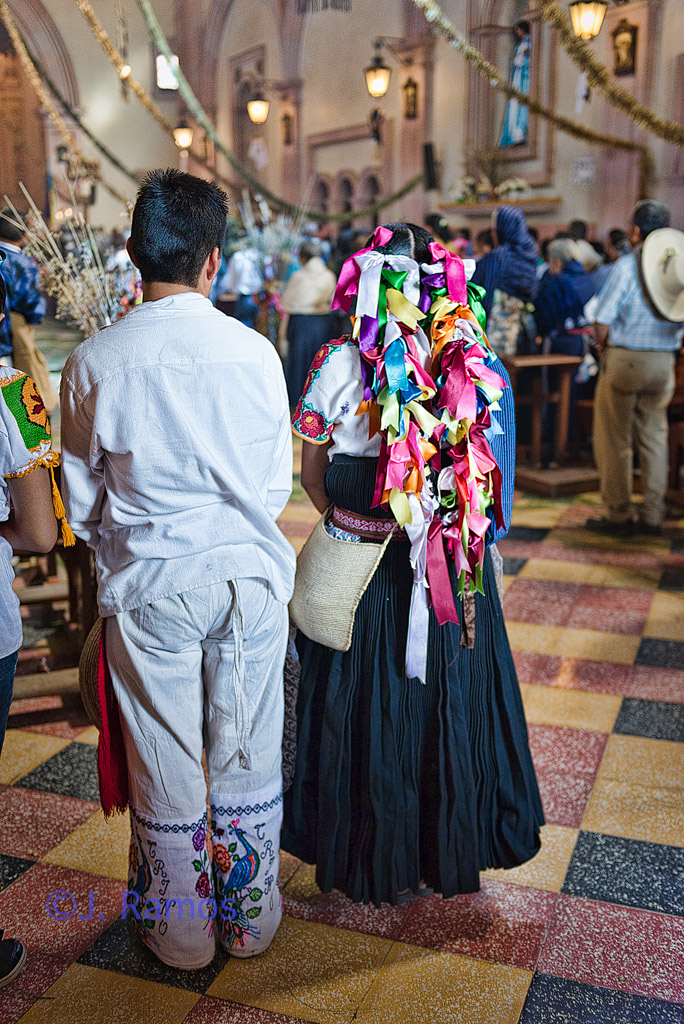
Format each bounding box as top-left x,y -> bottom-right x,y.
331,506 -> 407,541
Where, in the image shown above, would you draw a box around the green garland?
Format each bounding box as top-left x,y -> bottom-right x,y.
539,0 -> 684,150
135,0 -> 423,224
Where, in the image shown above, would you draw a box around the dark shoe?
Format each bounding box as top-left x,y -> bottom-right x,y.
0,932 -> 27,989
637,521 -> 662,537
585,517 -> 635,538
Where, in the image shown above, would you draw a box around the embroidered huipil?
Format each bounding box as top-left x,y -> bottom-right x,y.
0,367 -> 57,657
60,292 -> 295,616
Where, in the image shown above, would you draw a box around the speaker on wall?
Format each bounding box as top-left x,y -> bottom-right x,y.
423,142 -> 438,190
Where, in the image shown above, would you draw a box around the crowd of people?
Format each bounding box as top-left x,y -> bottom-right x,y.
0,171 -> 682,987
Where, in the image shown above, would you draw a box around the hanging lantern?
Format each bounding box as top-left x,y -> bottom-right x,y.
569,0 -> 608,40
247,88 -> 270,125
173,122 -> 193,150
365,41 -> 391,99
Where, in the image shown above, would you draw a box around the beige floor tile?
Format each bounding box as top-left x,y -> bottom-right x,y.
519,684 -> 622,733
278,503 -> 319,523
507,623 -> 638,665
16,963 -> 198,1024
484,825 -> 579,892
43,809 -> 130,880
502,574 -> 515,593
357,943 -> 532,1024
74,726 -> 99,746
644,591 -> 684,643
511,508 -> 565,529
582,779 -> 684,848
520,558 -> 661,590
208,916 -> 392,1023
0,730 -> 70,785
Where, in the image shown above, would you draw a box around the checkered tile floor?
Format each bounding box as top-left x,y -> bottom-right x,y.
2,463 -> 684,1022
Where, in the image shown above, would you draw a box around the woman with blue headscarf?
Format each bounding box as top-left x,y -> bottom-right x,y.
471,205 -> 539,358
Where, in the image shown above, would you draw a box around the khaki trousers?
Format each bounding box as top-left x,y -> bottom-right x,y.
9,312 -> 58,411
592,346 -> 676,526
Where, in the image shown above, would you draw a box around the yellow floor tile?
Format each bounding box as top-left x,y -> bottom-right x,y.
74,726 -> 99,745
644,591 -> 684,643
16,963 -> 198,1024
484,824 -> 579,892
594,734 -> 684,791
278,503 -> 319,523
519,558 -> 661,590
581,734 -> 684,847
519,683 -> 622,733
43,809 -> 130,880
358,943 -> 532,1024
208,916 -> 391,1024
502,574 -> 515,593
547,527 -> 668,555
511,508 -> 565,529
582,779 -> 684,848
0,730 -> 70,785
507,624 -> 639,665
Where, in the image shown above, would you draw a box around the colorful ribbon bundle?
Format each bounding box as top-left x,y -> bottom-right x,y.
331,227 -> 507,681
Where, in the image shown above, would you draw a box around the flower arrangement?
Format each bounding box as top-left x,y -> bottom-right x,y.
4,184 -> 140,335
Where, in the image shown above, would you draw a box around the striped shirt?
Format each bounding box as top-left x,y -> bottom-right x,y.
594,253 -> 682,351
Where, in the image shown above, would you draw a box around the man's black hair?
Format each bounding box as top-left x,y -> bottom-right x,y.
424,213 -> 452,245
608,228 -> 628,246
476,228 -> 494,248
568,220 -> 587,241
368,222 -> 433,265
129,169 -> 229,286
632,200 -> 670,241
515,20 -> 530,35
0,208 -> 25,244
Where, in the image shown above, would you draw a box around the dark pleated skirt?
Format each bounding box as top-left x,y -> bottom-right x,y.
282,455 -> 544,907
284,313 -> 340,407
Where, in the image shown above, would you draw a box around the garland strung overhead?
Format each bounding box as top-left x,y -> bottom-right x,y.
538,0 -> 684,150
135,0 -> 423,224
0,0 -> 130,206
409,0 -> 652,197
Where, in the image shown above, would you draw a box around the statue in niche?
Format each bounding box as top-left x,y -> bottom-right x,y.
498,20 -> 531,148
612,19 -> 637,77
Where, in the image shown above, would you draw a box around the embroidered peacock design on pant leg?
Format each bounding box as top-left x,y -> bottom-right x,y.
213,818 -> 267,950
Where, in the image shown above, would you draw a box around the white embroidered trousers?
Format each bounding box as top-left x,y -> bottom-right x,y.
107,578 -> 288,970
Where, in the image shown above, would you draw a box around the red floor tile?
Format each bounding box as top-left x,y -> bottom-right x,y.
397,879 -> 557,970
566,586 -> 653,636
0,862 -> 122,962
534,769 -> 596,829
504,579 -> 581,626
625,665 -> 684,704
497,540 -> 545,561
0,951 -> 72,1024
513,652 -> 563,686
528,725 -> 608,777
539,894 -> 684,1004
283,866 -> 412,940
183,996 -> 311,1023
0,787 -> 98,859
8,693 -> 92,740
553,659 -> 632,697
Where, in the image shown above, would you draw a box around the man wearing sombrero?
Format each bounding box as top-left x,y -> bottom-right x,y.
588,200 -> 684,537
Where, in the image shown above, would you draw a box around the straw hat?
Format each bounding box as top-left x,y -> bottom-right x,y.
78,617 -> 103,730
641,228 -> 684,323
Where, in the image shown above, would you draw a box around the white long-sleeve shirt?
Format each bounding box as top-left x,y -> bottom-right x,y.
60,292 -> 295,616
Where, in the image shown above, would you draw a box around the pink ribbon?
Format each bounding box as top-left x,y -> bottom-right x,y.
428,241 -> 467,305
426,515 -> 459,626
331,226 -> 395,312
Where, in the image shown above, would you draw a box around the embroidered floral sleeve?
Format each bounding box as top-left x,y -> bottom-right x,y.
292,337 -> 350,445
0,368 -> 57,478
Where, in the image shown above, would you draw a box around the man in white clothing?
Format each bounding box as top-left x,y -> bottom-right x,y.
60,169 -> 295,970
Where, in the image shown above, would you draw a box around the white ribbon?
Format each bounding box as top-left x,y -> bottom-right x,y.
354,251 -> 421,320
404,487 -> 437,684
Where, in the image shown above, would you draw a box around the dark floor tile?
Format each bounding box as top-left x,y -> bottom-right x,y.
520,973 -> 684,1023
635,639 -> 684,670
614,698 -> 684,742
505,526 -> 550,543
14,741 -> 99,802
0,852 -> 35,893
659,571 -> 684,593
562,831 -> 684,916
671,538 -> 684,556
502,556 -> 528,576
78,916 -> 229,994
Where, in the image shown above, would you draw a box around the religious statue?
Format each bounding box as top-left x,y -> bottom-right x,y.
612,19 -> 637,77
499,20 -> 531,148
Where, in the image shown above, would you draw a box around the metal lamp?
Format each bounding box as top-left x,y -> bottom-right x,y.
365,41 -> 391,99
173,122 -> 193,150
569,0 -> 608,39
247,89 -> 270,125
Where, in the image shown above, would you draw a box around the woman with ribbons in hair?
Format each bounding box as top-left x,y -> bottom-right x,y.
282,222 -> 543,906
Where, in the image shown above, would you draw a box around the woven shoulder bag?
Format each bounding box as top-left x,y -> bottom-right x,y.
289,510 -> 394,651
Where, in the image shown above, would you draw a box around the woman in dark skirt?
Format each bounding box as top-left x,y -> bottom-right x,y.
282,223 -> 543,907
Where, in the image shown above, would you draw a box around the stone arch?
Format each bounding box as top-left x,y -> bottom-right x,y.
333,170 -> 356,216
8,0 -> 79,106
311,174 -> 332,216
356,168 -> 381,229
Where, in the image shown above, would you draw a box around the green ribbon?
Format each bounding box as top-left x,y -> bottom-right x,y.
467,283 -> 487,334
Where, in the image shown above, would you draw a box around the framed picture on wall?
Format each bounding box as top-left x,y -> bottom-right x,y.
612,19 -> 638,77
